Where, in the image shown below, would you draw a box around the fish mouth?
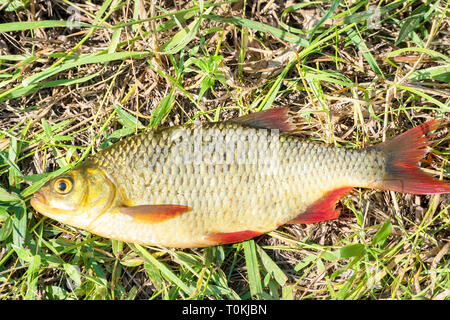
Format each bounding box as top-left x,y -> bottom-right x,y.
30,191 -> 47,213
30,191 -> 78,216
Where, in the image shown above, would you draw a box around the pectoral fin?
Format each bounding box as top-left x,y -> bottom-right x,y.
119,204 -> 191,224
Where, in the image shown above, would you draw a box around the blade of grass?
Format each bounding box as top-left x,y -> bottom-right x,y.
24,254 -> 41,300
113,105 -> 145,130
149,88 -> 175,128
257,61 -> 293,111
0,71 -> 102,102
309,0 -> 341,40
21,51 -> 150,87
243,239 -> 263,299
114,0 -> 238,30
345,27 -> 383,77
257,245 -> 287,286
386,47 -> 450,67
280,2 -> 322,34
395,1 -> 440,45
205,15 -> 310,47
0,20 -> 94,33
130,243 -> 194,297
160,18 -> 202,54
12,204 -> 27,249
408,65 -> 450,82
386,81 -> 449,112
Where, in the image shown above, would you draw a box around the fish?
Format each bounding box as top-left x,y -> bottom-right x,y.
30,108 -> 450,248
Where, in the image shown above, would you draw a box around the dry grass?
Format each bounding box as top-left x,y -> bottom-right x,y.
0,0 -> 449,300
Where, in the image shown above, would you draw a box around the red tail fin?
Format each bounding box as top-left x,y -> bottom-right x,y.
376,120 -> 450,194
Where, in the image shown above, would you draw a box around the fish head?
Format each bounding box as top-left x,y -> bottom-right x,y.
30,163 -> 117,230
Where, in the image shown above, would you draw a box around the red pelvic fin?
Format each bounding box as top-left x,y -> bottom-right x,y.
376,120 -> 450,194
119,204 -> 191,224
288,187 -> 353,224
230,107 -> 296,132
206,230 -> 263,245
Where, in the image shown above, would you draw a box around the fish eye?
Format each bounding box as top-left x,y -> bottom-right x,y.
53,178 -> 73,194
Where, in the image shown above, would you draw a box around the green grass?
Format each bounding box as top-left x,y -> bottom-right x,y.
0,0 -> 449,300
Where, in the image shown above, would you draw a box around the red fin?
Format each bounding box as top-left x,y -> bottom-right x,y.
288,187 -> 353,224
376,120 -> 450,194
230,107 -> 296,132
206,230 -> 263,244
119,205 -> 191,223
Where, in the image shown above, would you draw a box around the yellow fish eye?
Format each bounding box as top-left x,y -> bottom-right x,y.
53,178 -> 73,194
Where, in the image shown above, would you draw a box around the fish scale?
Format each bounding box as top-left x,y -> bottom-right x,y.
30,108 -> 450,248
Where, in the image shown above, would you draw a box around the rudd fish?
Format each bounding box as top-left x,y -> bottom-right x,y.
30,108 -> 450,248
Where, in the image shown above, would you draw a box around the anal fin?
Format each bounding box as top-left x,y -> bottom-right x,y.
205,230 -> 263,245
288,187 -> 353,224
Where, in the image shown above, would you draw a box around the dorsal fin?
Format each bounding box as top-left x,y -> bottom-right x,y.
229,107 -> 296,132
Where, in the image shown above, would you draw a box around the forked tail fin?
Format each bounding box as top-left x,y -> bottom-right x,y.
376,120 -> 450,194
